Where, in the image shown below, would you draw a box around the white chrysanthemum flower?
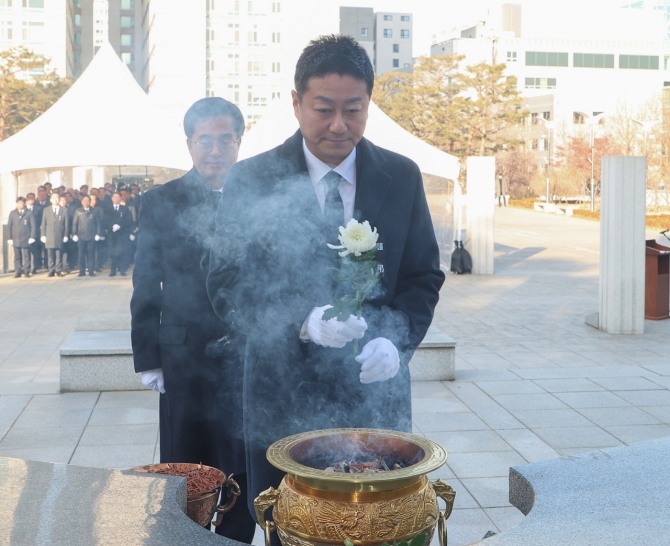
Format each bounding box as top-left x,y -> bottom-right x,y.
327,219 -> 378,257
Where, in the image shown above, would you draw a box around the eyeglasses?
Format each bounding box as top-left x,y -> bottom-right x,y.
192,136 -> 240,152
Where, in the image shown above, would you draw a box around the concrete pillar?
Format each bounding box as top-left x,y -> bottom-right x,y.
586,156 -> 646,334
466,156 -> 495,274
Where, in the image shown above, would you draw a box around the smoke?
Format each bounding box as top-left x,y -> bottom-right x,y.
206,158 -> 417,454
290,432 -> 425,471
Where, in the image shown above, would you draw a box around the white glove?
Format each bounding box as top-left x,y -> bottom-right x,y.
94,234 -> 101,241
112,224 -> 121,232
40,236 -> 46,243
28,238 -> 35,244
6,239 -> 12,246
141,368 -> 166,394
72,235 -> 79,242
355,337 -> 400,384
100,236 -> 106,241
301,305 -> 367,348
63,236 -> 68,243
129,234 -> 135,241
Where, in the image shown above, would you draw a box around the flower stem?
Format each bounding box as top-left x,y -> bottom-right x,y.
354,287 -> 361,355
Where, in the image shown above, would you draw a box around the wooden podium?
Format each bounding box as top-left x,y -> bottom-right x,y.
645,240 -> 670,320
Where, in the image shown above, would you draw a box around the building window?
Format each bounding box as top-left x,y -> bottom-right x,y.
121,52 -> 133,65
121,33 -> 132,46
383,28 -> 392,38
506,51 -> 517,62
74,13 -> 81,26
619,54 -> 659,69
526,51 -> 569,67
393,43 -> 399,53
361,27 -> 368,38
383,14 -> 392,21
393,59 -> 399,68
400,29 -> 410,39
120,0 -> 133,9
272,31 -> 280,43
524,77 -> 557,89
573,52 -> 614,68
25,0 -> 44,7
120,16 -> 132,28
272,2 -> 280,13
573,112 -> 586,124
401,15 -> 410,21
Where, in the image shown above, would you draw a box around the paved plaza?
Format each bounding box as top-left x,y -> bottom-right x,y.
1,206 -> 669,545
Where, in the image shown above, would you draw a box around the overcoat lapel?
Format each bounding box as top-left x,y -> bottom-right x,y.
353,138 -> 392,225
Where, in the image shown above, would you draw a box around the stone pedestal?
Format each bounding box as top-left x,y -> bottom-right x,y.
466,156 -> 495,274
587,156 -> 646,334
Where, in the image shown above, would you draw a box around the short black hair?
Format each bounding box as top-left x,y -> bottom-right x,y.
16,196 -> 25,203
294,34 -> 374,99
183,97 -> 245,139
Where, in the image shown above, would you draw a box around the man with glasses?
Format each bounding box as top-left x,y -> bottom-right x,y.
130,97 -> 255,543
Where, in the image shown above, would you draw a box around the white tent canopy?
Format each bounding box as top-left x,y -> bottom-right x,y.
239,99 -> 460,181
0,42 -> 191,175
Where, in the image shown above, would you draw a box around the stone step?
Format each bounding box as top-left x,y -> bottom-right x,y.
59,326 -> 456,392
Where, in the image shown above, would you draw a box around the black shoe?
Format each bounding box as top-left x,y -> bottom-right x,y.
109,272 -> 116,277
58,271 -> 67,277
48,272 -> 55,277
78,272 -> 85,277
25,273 -> 32,278
14,273 -> 21,278
89,273 -> 96,277
120,272 -> 127,277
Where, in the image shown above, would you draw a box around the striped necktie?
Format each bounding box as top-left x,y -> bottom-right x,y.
322,171 -> 344,240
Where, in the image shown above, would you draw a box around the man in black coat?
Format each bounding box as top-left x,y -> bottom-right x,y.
107,192 -> 133,276
40,192 -> 70,277
130,97 -> 255,542
207,35 -> 445,530
7,197 -> 36,277
71,195 -> 102,277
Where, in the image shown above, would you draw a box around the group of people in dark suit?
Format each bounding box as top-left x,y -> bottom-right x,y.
6,183 -> 139,278
130,34 -> 445,544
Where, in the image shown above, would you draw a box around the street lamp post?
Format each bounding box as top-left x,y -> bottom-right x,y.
535,116 -> 554,205
590,128 -> 595,212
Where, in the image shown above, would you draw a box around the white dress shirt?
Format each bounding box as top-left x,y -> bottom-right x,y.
302,139 -> 357,224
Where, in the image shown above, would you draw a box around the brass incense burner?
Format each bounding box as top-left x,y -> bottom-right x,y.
254,428 -> 456,546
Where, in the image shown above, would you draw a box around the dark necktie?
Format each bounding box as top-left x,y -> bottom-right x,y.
322,171 -> 344,239
210,190 -> 221,207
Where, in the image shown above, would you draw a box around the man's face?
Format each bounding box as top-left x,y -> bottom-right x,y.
81,196 -> 91,209
59,197 -> 67,208
16,200 -> 25,211
50,194 -> 59,206
187,114 -> 240,189
38,190 -> 47,202
112,193 -> 121,205
292,74 -> 369,167
90,195 -> 97,207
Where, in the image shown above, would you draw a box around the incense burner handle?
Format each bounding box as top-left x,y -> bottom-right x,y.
433,479 -> 456,546
212,474 -> 241,526
254,486 -> 280,546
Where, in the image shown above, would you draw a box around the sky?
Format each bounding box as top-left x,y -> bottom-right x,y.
286,0 -> 641,58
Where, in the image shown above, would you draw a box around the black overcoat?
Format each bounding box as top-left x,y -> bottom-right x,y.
8,209 -> 36,247
130,169 -> 246,475
207,130 -> 445,512
40,206 -> 69,249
